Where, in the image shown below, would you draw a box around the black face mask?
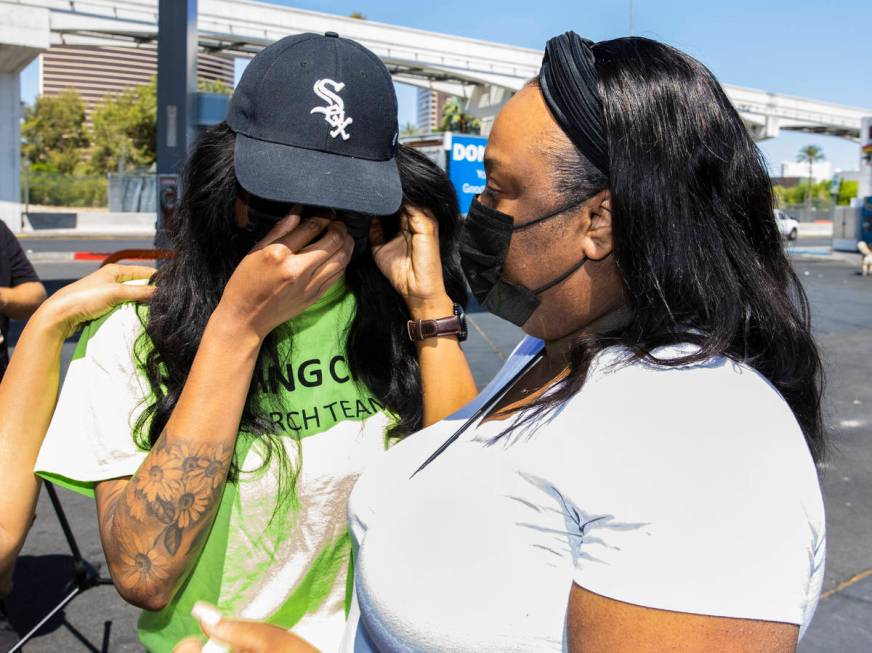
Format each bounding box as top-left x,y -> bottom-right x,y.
242,196 -> 372,249
340,212 -> 374,253
459,197 -> 588,327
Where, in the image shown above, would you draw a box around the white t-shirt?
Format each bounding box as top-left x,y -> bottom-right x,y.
341,337 -> 826,652
34,281 -> 392,653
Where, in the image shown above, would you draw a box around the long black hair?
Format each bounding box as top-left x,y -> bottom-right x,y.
135,123 -> 466,483
523,37 -> 825,461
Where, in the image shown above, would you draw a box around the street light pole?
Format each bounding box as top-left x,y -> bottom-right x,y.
156,0 -> 197,249
23,155 -> 29,225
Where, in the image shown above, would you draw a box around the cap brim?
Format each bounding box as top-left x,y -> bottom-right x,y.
234,134 -> 402,215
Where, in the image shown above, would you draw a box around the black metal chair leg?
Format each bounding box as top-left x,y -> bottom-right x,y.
7,483 -> 115,651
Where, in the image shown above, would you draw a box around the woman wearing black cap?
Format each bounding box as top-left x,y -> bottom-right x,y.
33,33 -> 477,653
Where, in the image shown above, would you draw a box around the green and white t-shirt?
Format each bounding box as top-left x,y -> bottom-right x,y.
35,278 -> 392,652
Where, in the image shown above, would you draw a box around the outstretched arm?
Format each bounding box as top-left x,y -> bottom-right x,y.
0,265 -> 156,591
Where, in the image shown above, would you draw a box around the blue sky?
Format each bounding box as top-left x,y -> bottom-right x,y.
20,0 -> 872,173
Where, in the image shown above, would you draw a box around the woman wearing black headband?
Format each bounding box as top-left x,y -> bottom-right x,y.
178,32 -> 826,652
337,31 -> 824,652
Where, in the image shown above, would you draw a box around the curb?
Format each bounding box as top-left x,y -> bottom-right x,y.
798,223 -> 833,237
26,251 -> 111,263
17,229 -> 156,240
788,250 -> 860,265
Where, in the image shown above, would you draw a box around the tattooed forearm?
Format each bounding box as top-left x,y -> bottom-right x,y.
96,433 -> 234,610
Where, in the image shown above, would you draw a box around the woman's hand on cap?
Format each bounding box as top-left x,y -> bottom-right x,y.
216,205 -> 354,340
370,204 -> 453,319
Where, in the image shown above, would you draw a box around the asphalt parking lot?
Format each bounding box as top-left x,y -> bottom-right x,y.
4,248 -> 872,652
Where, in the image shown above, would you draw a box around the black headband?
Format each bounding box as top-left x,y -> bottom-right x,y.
538,32 -> 609,177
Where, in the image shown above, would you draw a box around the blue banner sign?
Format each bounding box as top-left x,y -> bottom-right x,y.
446,134 -> 487,215
862,196 -> 872,245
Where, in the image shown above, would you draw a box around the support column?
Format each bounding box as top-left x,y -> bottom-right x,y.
465,84 -> 513,137
763,115 -> 781,140
860,117 -> 872,203
0,5 -> 50,233
0,71 -> 22,233
155,0 -> 197,245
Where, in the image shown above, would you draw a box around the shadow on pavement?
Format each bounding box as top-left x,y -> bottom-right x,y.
7,554 -> 75,638
6,552 -> 116,653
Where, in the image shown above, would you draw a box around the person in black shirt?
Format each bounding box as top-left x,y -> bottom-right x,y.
0,220 -> 46,380
0,220 -> 45,646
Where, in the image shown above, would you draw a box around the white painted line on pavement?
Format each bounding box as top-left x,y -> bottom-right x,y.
467,315 -> 509,361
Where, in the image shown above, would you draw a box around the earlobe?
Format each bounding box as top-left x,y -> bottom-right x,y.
583,190 -> 614,261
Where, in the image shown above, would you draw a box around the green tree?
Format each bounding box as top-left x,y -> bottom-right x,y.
796,145 -> 825,208
198,77 -> 232,95
21,90 -> 89,174
400,121 -> 419,137
773,179 -> 836,209
438,97 -> 480,134
349,11 -> 366,19
88,77 -> 157,174
837,179 -> 858,206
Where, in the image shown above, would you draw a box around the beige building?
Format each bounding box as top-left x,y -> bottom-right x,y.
39,44 -> 234,118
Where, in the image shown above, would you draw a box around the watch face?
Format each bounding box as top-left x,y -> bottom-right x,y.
454,303 -> 469,342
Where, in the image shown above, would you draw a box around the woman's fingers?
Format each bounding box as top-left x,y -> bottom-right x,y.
306,237 -> 354,298
192,601 -> 268,651
252,205 -> 303,250
403,204 -> 439,236
194,601 -> 272,653
310,268 -> 346,303
172,636 -> 205,653
297,220 -> 352,266
220,209 -> 357,336
202,618 -> 263,651
115,283 -> 157,304
103,264 -> 157,283
189,602 -> 318,652
275,215 -> 334,254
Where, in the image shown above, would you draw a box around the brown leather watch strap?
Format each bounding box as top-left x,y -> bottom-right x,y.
407,315 -> 464,342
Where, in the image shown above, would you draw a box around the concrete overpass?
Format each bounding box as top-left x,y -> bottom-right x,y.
1,0 -> 870,231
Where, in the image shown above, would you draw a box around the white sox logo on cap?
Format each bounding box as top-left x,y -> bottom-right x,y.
310,78 -> 353,140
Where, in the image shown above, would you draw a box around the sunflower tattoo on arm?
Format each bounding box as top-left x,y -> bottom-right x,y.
102,435 -> 234,598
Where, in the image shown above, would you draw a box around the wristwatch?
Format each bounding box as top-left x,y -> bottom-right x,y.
407,303 -> 468,342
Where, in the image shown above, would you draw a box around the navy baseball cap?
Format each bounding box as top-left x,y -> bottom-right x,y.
227,32 -> 402,215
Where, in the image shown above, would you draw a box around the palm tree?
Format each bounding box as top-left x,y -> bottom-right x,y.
400,122 -> 419,138
797,145 -> 825,208
438,97 -> 480,134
